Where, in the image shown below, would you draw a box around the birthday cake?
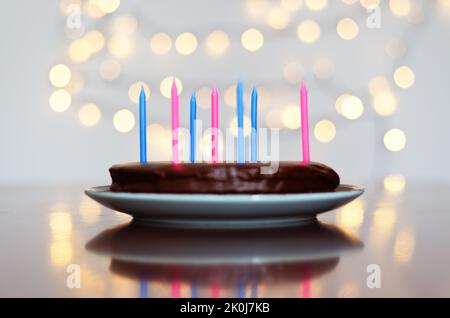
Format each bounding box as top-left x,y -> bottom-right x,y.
109,162 -> 340,194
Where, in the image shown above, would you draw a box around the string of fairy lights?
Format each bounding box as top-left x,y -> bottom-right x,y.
49,0 -> 450,187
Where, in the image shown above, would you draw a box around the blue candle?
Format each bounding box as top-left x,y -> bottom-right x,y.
139,87 -> 147,164
190,92 -> 197,163
237,81 -> 245,163
251,87 -> 258,163
139,279 -> 148,298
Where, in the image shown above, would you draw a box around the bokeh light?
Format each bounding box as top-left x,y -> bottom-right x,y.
314,120 -> 336,143
241,28 -> 264,52
175,32 -> 198,55
340,95 -> 364,120
297,20 -> 321,43
394,229 -> 415,263
68,38 -> 91,63
281,0 -> 303,11
384,128 -> 406,152
160,76 -> 183,98
281,104 -> 301,129
112,14 -> 138,35
197,86 -> 211,109
266,6 -> 291,30
225,85 -> 237,107
146,124 -> 172,161
49,210 -> 73,265
49,64 -> 71,88
359,0 -> 380,9
97,0 -> 120,14
84,30 -> 105,53
128,81 -> 151,104
372,207 -> 397,235
336,18 -> 359,40
337,200 -> 364,236
49,89 -> 71,112
305,0 -> 328,11
265,109 -> 283,128
150,32 -> 172,55
206,30 -> 230,56
78,103 -> 101,127
245,0 -> 270,19
113,109 -> 135,133
283,61 -> 304,84
228,116 -> 252,137
79,196 -> 101,225
338,283 -> 360,298
257,86 -> 271,110
437,0 -> 450,12
394,66 -> 415,89
389,0 -> 411,17
85,0 -> 106,18
50,240 -> 72,266
384,174 -> 406,193
108,34 -> 134,58
368,76 -> 390,96
99,59 -> 121,80
66,71 -> 84,94
50,211 -> 72,240
335,94 -> 350,114
373,91 -> 397,116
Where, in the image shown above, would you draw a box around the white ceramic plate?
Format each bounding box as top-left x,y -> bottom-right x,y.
85,185 -> 364,228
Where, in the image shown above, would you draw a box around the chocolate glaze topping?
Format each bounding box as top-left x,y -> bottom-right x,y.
109,162 -> 340,194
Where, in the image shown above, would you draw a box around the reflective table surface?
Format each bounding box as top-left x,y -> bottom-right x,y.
1,181 -> 450,297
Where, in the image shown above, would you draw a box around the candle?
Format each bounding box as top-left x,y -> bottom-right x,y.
211,86 -> 219,163
251,87 -> 258,163
301,265 -> 311,298
300,80 -> 310,163
237,81 -> 245,163
190,92 -> 197,163
171,278 -> 181,298
139,87 -> 147,164
171,78 -> 179,164
139,279 -> 148,298
211,278 -> 220,298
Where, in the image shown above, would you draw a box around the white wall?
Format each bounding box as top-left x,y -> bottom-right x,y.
1,1 -> 450,185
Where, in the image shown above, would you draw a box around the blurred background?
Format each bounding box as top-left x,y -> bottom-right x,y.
1,0 -> 450,186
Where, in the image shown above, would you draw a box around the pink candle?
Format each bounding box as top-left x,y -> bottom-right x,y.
171,78 -> 179,164
211,86 -> 219,163
300,81 -> 310,163
171,278 -> 181,298
301,265 -> 311,298
211,281 -> 220,298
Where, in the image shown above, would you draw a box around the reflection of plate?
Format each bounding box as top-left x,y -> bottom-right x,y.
84,185 -> 364,228
86,222 -> 363,291
86,221 -> 362,265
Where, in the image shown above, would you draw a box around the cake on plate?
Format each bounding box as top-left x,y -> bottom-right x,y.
109,162 -> 340,194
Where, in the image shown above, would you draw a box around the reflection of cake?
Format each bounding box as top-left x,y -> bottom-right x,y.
109,162 -> 340,194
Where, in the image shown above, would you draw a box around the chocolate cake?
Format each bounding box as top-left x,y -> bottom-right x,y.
109,162 -> 340,194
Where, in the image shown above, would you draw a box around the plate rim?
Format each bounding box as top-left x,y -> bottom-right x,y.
85,184 -> 365,202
